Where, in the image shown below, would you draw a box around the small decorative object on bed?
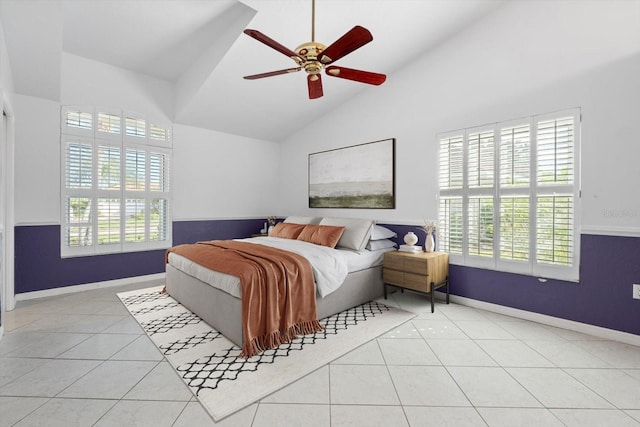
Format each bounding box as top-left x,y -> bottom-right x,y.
309,138 -> 395,209
267,216 -> 277,235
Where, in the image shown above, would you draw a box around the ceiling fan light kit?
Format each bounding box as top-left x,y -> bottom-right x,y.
243,0 -> 386,99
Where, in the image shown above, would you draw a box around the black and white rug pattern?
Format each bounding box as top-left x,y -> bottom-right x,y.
118,286 -> 415,421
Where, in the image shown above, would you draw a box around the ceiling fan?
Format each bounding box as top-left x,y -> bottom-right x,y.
243,0 -> 386,99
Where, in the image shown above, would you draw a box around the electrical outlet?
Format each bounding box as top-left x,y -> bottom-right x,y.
634,284 -> 640,300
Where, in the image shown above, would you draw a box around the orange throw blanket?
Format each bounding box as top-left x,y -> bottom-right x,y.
166,240 -> 323,358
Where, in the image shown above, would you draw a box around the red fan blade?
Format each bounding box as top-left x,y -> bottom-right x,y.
244,67 -> 302,80
307,74 -> 323,99
325,66 -> 386,85
318,25 -> 373,65
244,29 -> 305,62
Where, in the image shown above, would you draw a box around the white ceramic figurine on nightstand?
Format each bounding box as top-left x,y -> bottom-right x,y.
404,231 -> 418,246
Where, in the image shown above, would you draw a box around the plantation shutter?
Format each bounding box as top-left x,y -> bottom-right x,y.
500,124 -> 530,187
468,130 -> 494,189
97,112 -> 121,136
438,134 -> 464,261
65,140 -> 93,189
438,108 -> 580,281
149,151 -> 170,243
467,196 -> 494,257
61,107 -> 173,257
125,116 -> 146,138
65,110 -> 92,131
125,149 -> 146,191
149,124 -> 172,147
64,196 -> 93,247
97,144 -> 121,190
499,196 -> 530,262
439,135 -> 464,190
537,117 -> 574,185
534,112 -> 579,280
438,197 -> 463,255
536,195 -> 574,265
97,198 -> 121,245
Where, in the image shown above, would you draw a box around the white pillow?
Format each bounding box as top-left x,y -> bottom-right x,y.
319,217 -> 374,252
370,225 -> 397,240
284,216 -> 323,225
366,239 -> 397,251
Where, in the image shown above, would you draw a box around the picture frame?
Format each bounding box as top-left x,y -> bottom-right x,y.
309,138 -> 395,209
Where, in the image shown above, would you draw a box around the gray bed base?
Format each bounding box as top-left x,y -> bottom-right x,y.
165,263 -> 384,348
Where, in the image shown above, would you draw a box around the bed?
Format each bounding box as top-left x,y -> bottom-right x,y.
164,216 -> 398,353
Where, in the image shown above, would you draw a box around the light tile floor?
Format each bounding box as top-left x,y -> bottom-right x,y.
1,279 -> 640,426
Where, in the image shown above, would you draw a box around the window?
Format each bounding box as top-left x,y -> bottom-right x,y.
61,106 -> 172,257
438,109 -> 580,281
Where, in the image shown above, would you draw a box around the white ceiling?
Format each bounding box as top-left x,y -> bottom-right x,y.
1,0 -> 503,141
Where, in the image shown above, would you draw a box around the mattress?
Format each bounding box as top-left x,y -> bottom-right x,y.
167,236 -> 391,299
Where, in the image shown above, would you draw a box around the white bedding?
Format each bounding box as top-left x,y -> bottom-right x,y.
167,237 -> 391,299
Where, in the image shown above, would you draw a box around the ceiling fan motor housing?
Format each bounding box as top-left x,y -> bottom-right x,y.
295,42 -> 326,74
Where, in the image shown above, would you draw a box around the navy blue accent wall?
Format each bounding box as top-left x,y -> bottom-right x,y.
15,225 -> 166,294
14,220 -> 640,336
381,223 -> 640,336
14,219 -> 266,294
172,219 -> 266,245
449,234 -> 640,336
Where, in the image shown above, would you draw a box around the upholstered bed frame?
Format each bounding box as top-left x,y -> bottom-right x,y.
165,263 -> 384,348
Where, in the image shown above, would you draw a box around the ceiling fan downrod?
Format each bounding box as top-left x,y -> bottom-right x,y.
311,0 -> 315,42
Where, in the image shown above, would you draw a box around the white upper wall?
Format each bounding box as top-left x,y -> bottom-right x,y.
14,54 -> 280,225
0,19 -> 14,96
278,0 -> 640,234
61,53 -> 174,123
172,124 -> 280,221
0,0 -> 61,101
13,94 -> 60,224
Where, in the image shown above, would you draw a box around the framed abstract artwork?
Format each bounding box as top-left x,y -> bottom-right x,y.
309,138 -> 395,209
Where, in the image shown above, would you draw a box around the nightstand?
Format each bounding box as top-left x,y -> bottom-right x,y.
383,251 -> 450,313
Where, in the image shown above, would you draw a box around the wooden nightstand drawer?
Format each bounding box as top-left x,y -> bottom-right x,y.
404,257 -> 429,275
382,268 -> 404,286
382,250 -> 450,313
404,272 -> 430,292
383,255 -> 404,271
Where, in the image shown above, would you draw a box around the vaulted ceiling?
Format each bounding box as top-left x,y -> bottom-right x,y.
1,0 -> 503,141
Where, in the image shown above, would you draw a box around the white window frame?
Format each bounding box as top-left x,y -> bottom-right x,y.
437,108 -> 581,282
61,106 -> 173,258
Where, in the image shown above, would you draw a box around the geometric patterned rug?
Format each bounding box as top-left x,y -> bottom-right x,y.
117,285 -> 416,421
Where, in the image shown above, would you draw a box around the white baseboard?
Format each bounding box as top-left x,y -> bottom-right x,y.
14,273 -> 166,303
439,293 -> 640,347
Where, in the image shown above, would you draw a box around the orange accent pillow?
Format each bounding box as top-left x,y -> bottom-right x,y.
269,222 -> 306,239
297,224 -> 346,248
